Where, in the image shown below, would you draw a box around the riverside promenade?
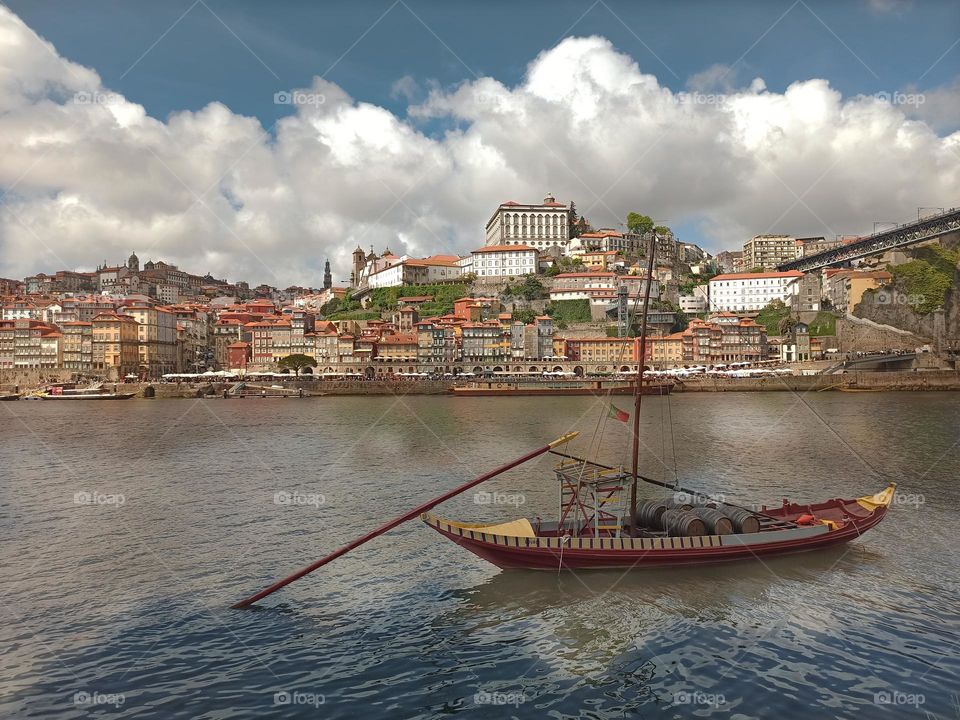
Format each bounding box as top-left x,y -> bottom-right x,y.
119,369 -> 960,398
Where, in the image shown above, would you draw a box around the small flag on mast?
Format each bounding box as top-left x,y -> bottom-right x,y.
608,404 -> 629,422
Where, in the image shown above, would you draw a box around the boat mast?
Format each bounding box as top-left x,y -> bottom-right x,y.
628,233 -> 658,533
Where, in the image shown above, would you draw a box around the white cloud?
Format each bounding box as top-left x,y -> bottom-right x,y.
0,9 -> 957,288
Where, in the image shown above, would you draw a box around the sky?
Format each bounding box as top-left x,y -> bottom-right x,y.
0,0 -> 958,287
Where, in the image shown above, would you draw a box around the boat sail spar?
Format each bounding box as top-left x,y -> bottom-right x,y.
231,233 -> 894,609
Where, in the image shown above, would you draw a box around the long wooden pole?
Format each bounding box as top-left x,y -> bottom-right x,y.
231,431 -> 580,608
629,235 -> 658,533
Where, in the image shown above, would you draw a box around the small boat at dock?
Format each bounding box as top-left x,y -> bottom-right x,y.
450,379 -> 673,397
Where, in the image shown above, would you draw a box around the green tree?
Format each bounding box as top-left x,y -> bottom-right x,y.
278,354 -> 318,376
626,212 -> 654,235
654,225 -> 671,236
512,308 -> 536,324
518,275 -> 546,301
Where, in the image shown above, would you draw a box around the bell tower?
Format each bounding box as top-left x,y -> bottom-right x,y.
323,259 -> 332,290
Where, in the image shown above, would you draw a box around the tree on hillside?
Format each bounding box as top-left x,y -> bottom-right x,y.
778,315 -> 798,337
278,354 -> 318,376
626,212 -> 654,236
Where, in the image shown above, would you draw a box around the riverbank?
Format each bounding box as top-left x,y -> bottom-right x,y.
35,369 -> 958,399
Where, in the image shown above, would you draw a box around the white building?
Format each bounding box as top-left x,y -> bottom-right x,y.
679,285 -> 708,314
571,229 -> 643,256
484,193 -> 572,255
708,271 -> 804,313
366,256 -> 462,289
471,244 -> 538,280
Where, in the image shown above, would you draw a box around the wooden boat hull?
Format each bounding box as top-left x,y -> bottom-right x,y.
422,486 -> 893,570
450,383 -> 673,397
0,394 -> 20,401
38,392 -> 136,400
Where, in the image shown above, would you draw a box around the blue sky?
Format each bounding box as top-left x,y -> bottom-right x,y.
1,1 -> 957,286
7,0 -> 958,129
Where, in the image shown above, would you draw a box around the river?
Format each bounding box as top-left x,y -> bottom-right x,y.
1,392 -> 957,718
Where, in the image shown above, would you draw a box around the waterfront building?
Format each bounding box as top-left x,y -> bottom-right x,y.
484,193 -> 572,255
742,235 -> 799,270
649,332 -> 685,368
377,332 -> 419,361
825,269 -> 892,314
61,322 -> 93,371
471,244 -> 538,281
121,304 -> 178,378
681,315 -> 767,364
558,337 -> 640,364
0,319 -> 61,370
708,270 -> 804,313
461,323 -> 509,362
91,312 -> 140,378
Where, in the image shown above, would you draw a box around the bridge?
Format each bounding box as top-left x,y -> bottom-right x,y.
823,352 -> 916,374
778,207 -> 960,273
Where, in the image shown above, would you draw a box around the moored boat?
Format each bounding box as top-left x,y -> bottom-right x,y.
38,390 -> 136,400
450,379 -> 673,396
421,480 -> 895,570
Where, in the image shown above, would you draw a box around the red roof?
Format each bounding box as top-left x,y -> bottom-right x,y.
710,271 -> 804,281
472,244 -> 537,253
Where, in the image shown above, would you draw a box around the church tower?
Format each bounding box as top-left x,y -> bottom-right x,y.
351,246 -> 366,287
127,250 -> 140,273
323,259 -> 332,290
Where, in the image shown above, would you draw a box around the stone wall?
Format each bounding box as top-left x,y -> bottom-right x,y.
835,315 -> 926,353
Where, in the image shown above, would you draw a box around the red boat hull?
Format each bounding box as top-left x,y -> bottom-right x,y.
422,489 -> 892,570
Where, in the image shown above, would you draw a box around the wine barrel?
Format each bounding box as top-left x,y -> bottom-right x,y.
634,499 -> 670,529
667,498 -> 694,512
720,507 -> 760,534
691,507 -> 733,535
661,509 -> 706,537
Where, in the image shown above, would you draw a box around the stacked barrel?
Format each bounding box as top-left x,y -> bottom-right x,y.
633,497 -> 760,537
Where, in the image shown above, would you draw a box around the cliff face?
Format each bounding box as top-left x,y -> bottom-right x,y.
853,255 -> 960,348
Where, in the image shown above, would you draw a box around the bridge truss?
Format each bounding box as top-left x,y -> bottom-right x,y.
778,206 -> 960,273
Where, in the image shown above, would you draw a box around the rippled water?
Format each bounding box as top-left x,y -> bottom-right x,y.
1,393 -> 958,718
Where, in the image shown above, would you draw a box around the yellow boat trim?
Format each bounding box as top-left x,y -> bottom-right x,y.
438,517 -> 536,538
856,483 -> 897,512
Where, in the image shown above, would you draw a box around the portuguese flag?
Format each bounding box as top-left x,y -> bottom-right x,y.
608,404 -> 629,422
